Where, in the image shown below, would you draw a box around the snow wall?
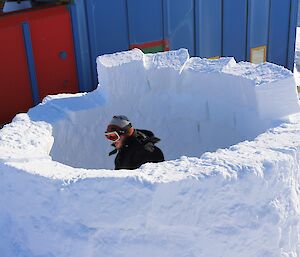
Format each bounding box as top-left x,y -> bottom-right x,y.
44,49 -> 298,170
1,48 -> 300,257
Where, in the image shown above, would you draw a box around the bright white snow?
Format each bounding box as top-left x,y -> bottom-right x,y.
294,27 -> 300,88
1,48 -> 300,257
40,48 -> 299,169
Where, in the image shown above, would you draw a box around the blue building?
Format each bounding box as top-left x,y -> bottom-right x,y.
70,0 -> 299,92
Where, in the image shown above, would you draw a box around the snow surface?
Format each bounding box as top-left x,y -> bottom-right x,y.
294,27 -> 300,88
1,49 -> 300,257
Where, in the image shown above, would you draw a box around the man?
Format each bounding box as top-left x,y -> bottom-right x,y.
105,115 -> 164,170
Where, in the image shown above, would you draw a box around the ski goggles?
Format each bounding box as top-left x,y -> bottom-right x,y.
105,131 -> 121,142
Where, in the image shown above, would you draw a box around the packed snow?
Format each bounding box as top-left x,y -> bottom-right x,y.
1,48 -> 300,257
294,27 -> 300,88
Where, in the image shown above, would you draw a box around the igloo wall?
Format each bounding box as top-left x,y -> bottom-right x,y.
34,48 -> 299,170
2,113 -> 300,257
1,49 -> 300,257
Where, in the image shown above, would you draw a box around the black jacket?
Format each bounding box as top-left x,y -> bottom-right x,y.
111,129 -> 164,170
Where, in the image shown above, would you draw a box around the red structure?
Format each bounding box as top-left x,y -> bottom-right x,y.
0,5 -> 78,124
0,10 -> 33,124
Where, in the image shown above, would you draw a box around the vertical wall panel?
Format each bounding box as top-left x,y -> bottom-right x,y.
247,0 -> 270,60
163,0 -> 195,56
223,0 -> 247,61
69,1 -> 93,92
287,0 -> 299,70
85,0 -> 129,86
268,0 -> 290,68
127,0 -> 163,44
22,22 -> 40,105
196,0 -> 222,58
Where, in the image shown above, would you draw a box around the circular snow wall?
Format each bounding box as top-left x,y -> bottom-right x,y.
28,49 -> 299,170
1,49 -> 300,257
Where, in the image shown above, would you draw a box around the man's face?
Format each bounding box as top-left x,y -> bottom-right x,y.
113,135 -> 126,149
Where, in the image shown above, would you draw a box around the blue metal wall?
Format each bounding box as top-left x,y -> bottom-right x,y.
196,0 -> 222,58
127,0 -> 163,45
268,0 -> 290,67
247,0 -> 270,60
288,0 -> 299,70
163,0 -> 195,56
70,0 -> 299,91
85,0 -> 129,87
223,0 -> 248,62
69,1 -> 93,92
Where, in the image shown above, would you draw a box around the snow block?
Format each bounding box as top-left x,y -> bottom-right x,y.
96,48 -> 147,113
0,49 -> 300,257
223,61 -> 300,120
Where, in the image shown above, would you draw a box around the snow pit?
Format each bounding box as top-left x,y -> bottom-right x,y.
33,48 -> 299,170
1,49 -> 300,257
